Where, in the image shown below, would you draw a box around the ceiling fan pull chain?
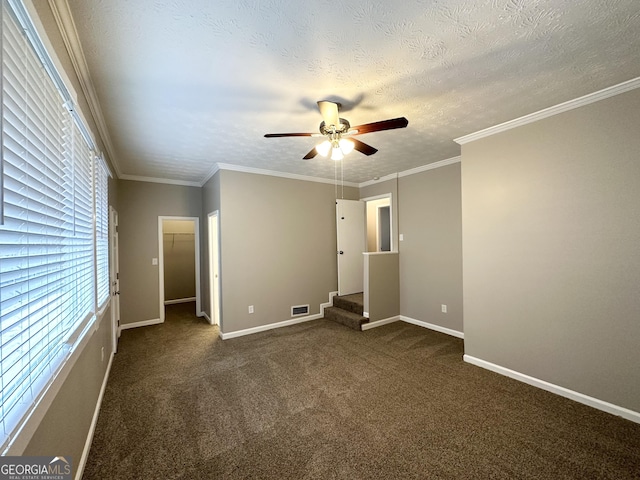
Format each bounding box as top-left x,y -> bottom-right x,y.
341,157 -> 344,199
334,159 -> 338,200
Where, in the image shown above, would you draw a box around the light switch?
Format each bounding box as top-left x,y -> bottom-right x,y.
399,234 -> 404,241
152,258 -> 158,265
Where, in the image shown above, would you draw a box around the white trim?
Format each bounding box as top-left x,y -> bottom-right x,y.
216,163 -> 360,187
164,297 -> 197,305
200,164 -> 221,187
359,172 -> 398,188
75,351 -> 114,480
363,311 -> 369,318
463,355 -> 640,425
219,291 -> 338,340
120,318 -> 162,330
361,193 -> 394,253
158,216 -> 202,323
120,174 -> 201,187
207,211 -> 222,327
122,153 -> 464,189
361,315 -> 400,331
397,156 -> 461,178
454,77 -> 640,144
200,311 -> 211,322
360,193 -> 392,202
220,314 -> 322,340
400,315 -> 464,339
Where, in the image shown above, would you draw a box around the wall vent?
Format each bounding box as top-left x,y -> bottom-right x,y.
291,305 -> 309,317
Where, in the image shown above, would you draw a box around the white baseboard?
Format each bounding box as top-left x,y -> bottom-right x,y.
199,311 -> 212,324
164,297 -> 196,305
75,351 -> 114,480
120,318 -> 162,330
464,355 -> 640,425
400,315 -> 464,339
220,314 -> 321,339
220,291 -> 338,340
361,315 -> 400,331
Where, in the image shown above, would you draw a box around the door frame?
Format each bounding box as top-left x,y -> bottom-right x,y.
377,204 -> 392,252
362,193 -> 394,253
336,199 -> 366,296
109,206 -> 120,352
207,211 -> 221,326
158,216 -> 201,322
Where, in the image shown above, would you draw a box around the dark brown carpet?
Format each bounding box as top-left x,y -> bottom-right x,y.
83,303 -> 640,479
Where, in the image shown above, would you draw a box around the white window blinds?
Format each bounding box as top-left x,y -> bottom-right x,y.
95,156 -> 110,307
0,0 -> 109,449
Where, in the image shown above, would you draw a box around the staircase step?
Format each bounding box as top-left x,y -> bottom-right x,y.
324,306 -> 368,331
333,293 -> 364,315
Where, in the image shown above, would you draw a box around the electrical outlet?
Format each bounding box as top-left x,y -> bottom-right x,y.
248,305 -> 254,314
441,304 -> 447,313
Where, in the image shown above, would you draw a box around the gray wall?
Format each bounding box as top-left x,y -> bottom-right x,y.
397,164 -> 463,332
203,170 -> 358,333
23,308 -> 113,476
462,88 -> 640,412
364,253 -> 400,321
118,180 -> 202,325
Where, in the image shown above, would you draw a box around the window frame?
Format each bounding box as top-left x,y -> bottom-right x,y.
0,0 -> 111,454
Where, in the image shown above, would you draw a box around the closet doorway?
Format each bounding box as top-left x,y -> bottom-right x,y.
158,216 -> 201,322
364,195 -> 392,252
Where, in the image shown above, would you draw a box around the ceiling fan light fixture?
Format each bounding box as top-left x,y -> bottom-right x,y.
339,138 -> 354,154
316,140 -> 331,157
331,146 -> 344,161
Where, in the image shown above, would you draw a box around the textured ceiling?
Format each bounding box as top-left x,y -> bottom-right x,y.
62,0 -> 640,185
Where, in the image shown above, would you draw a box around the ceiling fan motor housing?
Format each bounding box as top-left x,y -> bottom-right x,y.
320,118 -> 350,136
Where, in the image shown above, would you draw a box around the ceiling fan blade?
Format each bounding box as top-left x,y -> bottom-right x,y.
302,147 -> 318,160
317,100 -> 340,127
351,138 -> 378,156
264,132 -> 315,138
350,117 -> 408,135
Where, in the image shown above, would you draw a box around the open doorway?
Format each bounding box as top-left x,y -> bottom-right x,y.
158,216 -> 201,322
208,211 -> 221,327
364,195 -> 392,252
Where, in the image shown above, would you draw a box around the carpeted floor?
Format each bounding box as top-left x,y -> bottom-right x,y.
83,303 -> 640,479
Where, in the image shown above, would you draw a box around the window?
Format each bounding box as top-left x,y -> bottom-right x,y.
0,0 -> 110,450
95,155 -> 110,307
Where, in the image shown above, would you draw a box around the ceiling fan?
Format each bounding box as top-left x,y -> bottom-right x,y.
264,100 -> 408,161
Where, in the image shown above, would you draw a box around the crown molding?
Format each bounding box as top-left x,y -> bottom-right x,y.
455,76 -> 640,145
397,156 -> 461,178
119,174 -> 202,187
123,155 -> 462,189
214,163 -> 360,187
48,0 -> 122,177
199,164 -> 221,187
358,172 -> 398,188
